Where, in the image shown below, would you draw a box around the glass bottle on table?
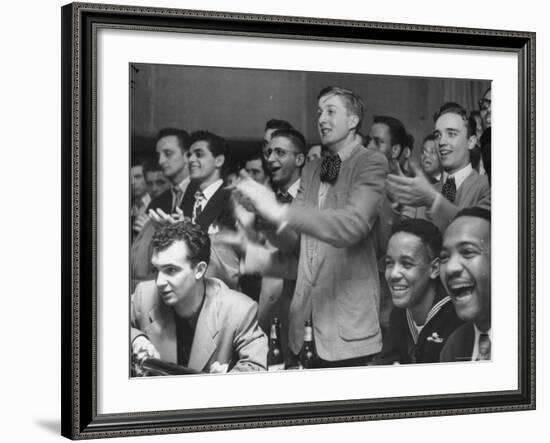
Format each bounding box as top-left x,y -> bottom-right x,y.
267,316 -> 285,371
298,320 -> 318,369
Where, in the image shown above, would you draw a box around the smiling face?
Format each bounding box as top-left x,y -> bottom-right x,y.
151,240 -> 204,309
266,135 -> 304,190
421,139 -> 441,177
385,232 -> 438,309
317,94 -> 358,151
187,140 -> 223,188
156,135 -> 188,185
434,112 -> 476,174
440,216 -> 491,330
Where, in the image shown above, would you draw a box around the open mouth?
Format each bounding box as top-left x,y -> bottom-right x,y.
319,127 -> 331,137
390,284 -> 409,296
448,281 -> 475,301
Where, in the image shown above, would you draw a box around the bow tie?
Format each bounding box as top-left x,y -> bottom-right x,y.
441,176 -> 457,203
320,154 -> 342,184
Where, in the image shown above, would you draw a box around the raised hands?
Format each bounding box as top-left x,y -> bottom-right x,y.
147,206 -> 186,227
386,160 -> 438,208
227,170 -> 286,226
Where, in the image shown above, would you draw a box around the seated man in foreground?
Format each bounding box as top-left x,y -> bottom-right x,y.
439,207 -> 492,362
131,220 -> 267,374
375,219 -> 463,365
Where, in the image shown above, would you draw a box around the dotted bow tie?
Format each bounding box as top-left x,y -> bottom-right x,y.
320,154 -> 342,184
441,176 -> 457,203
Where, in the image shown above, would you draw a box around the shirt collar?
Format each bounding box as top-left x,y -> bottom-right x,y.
472,323 -> 492,361
328,134 -> 361,163
286,178 -> 301,199
443,163 -> 473,190
175,176 -> 190,192
141,193 -> 151,208
200,178 -> 224,202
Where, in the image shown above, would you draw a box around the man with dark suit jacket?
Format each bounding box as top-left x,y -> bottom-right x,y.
231,86 -> 388,368
439,207 -> 491,362
131,128 -> 191,289
375,219 -> 463,365
131,221 -> 267,374
180,130 -> 235,235
386,102 -> 491,232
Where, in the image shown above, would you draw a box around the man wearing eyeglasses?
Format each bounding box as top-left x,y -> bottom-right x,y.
386,102 -> 491,232
230,86 -> 388,368
478,88 -> 492,184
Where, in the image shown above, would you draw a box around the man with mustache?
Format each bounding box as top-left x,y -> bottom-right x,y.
439,207 -> 491,362
376,219 -> 463,364
386,102 -> 491,232
231,86 -> 388,368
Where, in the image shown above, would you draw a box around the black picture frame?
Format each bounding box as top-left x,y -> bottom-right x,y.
61,2 -> 536,439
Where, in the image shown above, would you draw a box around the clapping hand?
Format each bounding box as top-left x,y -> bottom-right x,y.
386,161 -> 438,208
147,207 -> 185,227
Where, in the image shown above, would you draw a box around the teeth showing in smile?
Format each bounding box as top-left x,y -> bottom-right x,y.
391,285 -> 408,293
449,282 -> 474,299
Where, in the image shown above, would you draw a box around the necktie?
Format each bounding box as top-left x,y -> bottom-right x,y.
441,176 -> 457,203
172,186 -> 184,212
477,333 -> 491,361
276,191 -> 293,204
320,154 -> 342,184
192,191 -> 205,223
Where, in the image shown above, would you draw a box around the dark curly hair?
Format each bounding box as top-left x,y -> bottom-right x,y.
152,219 -> 211,266
391,218 -> 442,260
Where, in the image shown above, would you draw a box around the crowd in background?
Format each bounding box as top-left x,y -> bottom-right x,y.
129,84 -> 492,374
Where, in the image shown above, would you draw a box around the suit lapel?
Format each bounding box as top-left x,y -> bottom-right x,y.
146,301 -> 177,363
187,280 -> 219,372
197,187 -> 228,231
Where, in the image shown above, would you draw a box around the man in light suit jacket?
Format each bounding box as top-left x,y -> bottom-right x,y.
131,221 -> 267,374
386,102 -> 491,232
231,86 -> 388,368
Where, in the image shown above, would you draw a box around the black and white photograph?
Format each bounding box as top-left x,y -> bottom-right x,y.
128,63 -> 492,376
55,1 -> 538,440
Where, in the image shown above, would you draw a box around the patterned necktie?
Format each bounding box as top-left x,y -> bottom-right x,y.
477,333 -> 491,361
276,191 -> 293,204
172,186 -> 184,212
320,154 -> 342,184
192,191 -> 205,223
441,176 -> 457,203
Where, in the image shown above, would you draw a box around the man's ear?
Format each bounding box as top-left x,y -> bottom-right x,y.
194,261 -> 208,280
391,144 -> 403,160
402,147 -> 411,160
295,153 -> 305,167
347,114 -> 359,131
215,154 -> 225,169
429,257 -> 440,280
467,135 -> 477,151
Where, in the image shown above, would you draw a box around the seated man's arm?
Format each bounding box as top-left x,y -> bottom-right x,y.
230,302 -> 268,372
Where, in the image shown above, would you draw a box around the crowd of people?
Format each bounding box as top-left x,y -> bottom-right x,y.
129,84 -> 492,375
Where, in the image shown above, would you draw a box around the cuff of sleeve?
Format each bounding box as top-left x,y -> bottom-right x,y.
428,193 -> 444,218
275,204 -> 290,234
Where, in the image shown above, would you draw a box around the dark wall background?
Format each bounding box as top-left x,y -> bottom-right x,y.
131,63 -> 490,165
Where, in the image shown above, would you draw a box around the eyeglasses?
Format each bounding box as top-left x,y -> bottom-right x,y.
478,98 -> 491,111
264,147 -> 295,159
